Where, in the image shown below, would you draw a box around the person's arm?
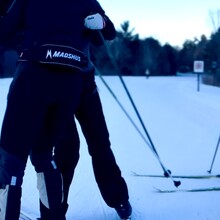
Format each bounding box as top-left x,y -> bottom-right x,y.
84,0 -> 116,45
100,14 -> 116,40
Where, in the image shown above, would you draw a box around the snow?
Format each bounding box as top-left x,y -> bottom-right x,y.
0,74 -> 220,220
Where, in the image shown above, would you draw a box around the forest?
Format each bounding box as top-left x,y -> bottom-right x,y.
1,20 -> 220,87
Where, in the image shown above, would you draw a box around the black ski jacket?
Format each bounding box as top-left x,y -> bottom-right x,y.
0,0 -> 116,56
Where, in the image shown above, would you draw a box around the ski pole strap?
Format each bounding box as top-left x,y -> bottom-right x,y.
18,44 -> 89,71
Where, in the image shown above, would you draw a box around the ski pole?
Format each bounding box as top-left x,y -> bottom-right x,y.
208,133 -> 220,173
97,69 -> 171,164
97,31 -> 181,187
96,69 -> 174,176
96,69 -> 152,147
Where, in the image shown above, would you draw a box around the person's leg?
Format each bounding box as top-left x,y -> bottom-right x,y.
53,117 -> 80,211
75,73 -> 131,218
29,66 -> 82,220
30,150 -> 64,220
30,109 -> 79,220
0,63 -> 50,220
0,148 -> 26,220
33,116 -> 80,220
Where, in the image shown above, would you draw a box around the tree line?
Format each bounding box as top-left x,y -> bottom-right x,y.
91,21 -> 220,86
1,21 -> 220,86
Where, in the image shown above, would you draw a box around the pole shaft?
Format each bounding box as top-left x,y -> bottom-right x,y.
97,31 -> 180,185
208,134 -> 220,172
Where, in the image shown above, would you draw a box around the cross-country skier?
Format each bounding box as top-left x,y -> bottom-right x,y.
0,0 -> 132,219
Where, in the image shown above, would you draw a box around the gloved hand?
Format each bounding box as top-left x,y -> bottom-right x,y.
84,13 -> 106,30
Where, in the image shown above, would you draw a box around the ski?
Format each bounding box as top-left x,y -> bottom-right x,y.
132,171 -> 220,179
154,186 -> 220,193
19,212 -> 35,220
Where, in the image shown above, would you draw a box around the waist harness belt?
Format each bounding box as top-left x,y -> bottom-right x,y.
18,44 -> 89,71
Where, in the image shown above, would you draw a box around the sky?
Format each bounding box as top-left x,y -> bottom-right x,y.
100,0 -> 220,47
1,75 -> 220,220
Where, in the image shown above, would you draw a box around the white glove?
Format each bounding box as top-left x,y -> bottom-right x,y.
84,13 -> 106,30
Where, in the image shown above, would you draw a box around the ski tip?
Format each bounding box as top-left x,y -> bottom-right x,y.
154,186 -> 220,193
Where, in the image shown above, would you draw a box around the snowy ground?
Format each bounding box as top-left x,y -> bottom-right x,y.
0,74 -> 220,220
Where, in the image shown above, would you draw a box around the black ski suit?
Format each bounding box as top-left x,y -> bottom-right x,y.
0,0 -> 130,220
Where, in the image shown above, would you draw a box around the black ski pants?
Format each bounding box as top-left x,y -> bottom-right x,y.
0,61 -> 83,220
53,72 -> 129,210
